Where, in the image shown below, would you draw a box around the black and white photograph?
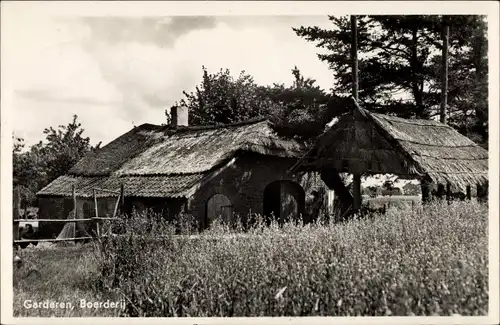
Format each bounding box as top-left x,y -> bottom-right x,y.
1,1 -> 499,323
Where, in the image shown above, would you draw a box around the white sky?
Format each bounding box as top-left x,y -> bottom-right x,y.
6,13 -> 336,148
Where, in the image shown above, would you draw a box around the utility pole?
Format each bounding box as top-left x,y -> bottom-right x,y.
351,15 -> 362,214
440,15 -> 449,124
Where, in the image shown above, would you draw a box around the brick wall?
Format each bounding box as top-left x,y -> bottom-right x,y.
189,152 -> 325,229
37,154 -> 328,236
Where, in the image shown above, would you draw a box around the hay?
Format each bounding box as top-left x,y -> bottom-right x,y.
56,222 -> 75,240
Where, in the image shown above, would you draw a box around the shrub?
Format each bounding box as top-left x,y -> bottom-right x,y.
95,200 -> 488,316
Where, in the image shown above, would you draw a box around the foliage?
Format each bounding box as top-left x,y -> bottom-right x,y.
171,66 -> 333,141
403,183 -> 421,196
293,15 -> 488,145
382,180 -> 395,192
365,185 -> 381,198
173,67 -> 269,126
12,115 -> 99,206
93,201 -> 487,317
262,66 -> 332,141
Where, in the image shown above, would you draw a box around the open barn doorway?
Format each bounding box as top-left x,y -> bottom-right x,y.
263,180 -> 305,225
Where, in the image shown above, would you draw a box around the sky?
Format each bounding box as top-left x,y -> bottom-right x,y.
6,2 -> 495,188
7,14 -> 337,148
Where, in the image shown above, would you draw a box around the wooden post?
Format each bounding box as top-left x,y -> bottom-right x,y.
72,185 -> 77,239
93,189 -> 100,237
446,183 -> 451,203
93,189 -> 98,218
72,185 -> 77,218
440,15 -> 449,124
13,187 -> 20,242
421,179 -> 431,204
466,185 -> 472,200
120,183 -> 125,213
437,184 -> 445,200
353,175 -> 362,212
477,182 -> 488,202
350,15 -> 362,214
113,193 -> 121,218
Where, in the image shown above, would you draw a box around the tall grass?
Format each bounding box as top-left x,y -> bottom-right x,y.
14,245 -> 122,317
95,201 -> 488,317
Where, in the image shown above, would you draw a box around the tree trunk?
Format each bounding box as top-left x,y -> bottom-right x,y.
410,27 -> 425,118
440,16 -> 449,124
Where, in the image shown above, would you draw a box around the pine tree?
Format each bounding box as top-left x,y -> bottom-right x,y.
293,15 -> 488,145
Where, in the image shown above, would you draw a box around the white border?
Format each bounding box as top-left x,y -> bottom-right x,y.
1,1 -> 499,325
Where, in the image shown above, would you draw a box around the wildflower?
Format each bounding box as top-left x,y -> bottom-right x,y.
275,286 -> 287,300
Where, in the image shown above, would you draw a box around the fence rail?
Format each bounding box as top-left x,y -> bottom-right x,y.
13,184 -> 125,247
14,217 -> 120,223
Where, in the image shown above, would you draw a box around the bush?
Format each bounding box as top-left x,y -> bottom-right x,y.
95,201 -> 488,316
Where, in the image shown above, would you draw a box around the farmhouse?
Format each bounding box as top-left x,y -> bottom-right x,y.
37,107 -> 327,238
292,98 -> 489,215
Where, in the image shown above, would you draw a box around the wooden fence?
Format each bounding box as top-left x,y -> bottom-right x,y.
13,184 -> 124,246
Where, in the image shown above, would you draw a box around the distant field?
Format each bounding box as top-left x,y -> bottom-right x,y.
363,195 -> 422,207
14,200 -> 488,317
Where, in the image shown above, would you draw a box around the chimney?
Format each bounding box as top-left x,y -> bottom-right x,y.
170,106 -> 188,127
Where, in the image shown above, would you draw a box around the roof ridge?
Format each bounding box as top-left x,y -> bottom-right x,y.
371,112 -> 449,127
137,117 -> 270,134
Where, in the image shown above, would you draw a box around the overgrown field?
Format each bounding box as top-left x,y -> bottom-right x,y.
14,200 -> 488,317
14,244 -> 121,316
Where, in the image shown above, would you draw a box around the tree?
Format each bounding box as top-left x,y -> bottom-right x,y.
13,115 -> 99,206
39,115 -> 99,182
172,66 -> 332,142
382,180 -> 395,196
171,66 -> 270,126
293,15 -> 488,145
261,66 -> 331,141
13,137 -> 47,205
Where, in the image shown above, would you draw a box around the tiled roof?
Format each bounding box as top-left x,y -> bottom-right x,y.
37,174 -> 207,198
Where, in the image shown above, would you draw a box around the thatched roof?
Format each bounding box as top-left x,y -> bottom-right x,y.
38,119 -> 306,198
297,100 -> 488,191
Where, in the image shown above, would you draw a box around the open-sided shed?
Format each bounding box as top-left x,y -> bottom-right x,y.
291,99 -> 489,213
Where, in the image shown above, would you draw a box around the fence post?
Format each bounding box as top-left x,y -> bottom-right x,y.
13,187 -> 20,243
421,179 -> 432,204
72,185 -> 77,218
120,183 -> 125,213
72,185 -> 77,239
93,189 -> 100,237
